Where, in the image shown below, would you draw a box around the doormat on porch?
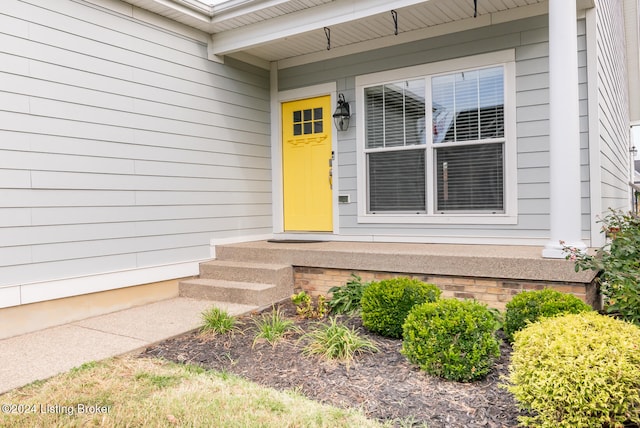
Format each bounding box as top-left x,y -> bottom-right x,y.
267,239 -> 323,244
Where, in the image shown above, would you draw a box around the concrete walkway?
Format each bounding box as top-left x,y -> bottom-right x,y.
0,297 -> 257,395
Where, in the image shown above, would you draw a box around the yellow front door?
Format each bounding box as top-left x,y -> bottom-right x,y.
282,96 -> 333,232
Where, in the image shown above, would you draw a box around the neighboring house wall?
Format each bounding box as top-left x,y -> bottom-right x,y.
279,15 -> 590,244
596,0 -> 632,211
0,0 -> 271,307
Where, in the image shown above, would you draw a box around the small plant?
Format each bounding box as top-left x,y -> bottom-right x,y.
505,312 -> 640,427
487,306 -> 504,331
402,298 -> 500,382
252,306 -> 299,348
361,277 -> 441,338
327,273 -> 370,315
503,288 -> 592,342
291,291 -> 328,319
564,209 -> 640,324
301,317 -> 378,366
200,307 -> 238,335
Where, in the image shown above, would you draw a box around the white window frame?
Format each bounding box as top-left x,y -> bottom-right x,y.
356,50 -> 517,225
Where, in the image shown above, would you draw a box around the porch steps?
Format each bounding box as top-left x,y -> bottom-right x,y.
179,260 -> 293,307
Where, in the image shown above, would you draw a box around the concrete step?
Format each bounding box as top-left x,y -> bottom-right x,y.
216,245 -> 291,264
198,260 -> 293,289
179,259 -> 294,308
179,279 -> 290,307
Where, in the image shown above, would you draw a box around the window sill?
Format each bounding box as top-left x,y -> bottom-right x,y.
357,214 -> 518,225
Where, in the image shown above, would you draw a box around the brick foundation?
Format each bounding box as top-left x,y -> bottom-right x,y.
293,267 -> 599,311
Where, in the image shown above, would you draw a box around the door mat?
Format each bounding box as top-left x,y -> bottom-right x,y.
267,239 -> 323,244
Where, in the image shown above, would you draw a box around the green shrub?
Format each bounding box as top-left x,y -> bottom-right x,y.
503,288 -> 592,342
401,299 -> 500,382
301,317 -> 378,366
327,274 -> 369,315
291,291 -> 328,319
565,209 -> 640,324
506,312 -> 640,427
361,277 -> 441,338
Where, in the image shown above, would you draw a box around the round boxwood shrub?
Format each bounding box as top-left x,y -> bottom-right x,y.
503,288 -> 592,342
506,312 -> 640,427
401,298 -> 500,382
360,277 -> 441,338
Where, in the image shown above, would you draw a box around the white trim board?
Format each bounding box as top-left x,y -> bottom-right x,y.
586,7 -> 604,247
0,261 -> 204,309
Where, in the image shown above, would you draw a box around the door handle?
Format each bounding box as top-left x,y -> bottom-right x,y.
329,167 -> 333,189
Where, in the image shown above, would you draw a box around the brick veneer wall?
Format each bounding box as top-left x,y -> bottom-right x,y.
293,267 -> 600,311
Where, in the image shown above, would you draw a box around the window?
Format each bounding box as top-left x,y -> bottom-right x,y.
358,55 -> 514,222
365,80 -> 426,213
293,108 -> 323,135
432,67 -> 504,212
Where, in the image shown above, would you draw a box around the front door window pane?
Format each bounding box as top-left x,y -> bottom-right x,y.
292,108 -> 324,136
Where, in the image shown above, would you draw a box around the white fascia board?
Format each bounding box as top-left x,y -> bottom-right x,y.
210,0 -> 434,55
148,0 -> 213,23
212,0 -> 294,23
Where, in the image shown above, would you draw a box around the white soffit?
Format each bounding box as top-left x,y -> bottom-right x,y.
123,0 -> 596,65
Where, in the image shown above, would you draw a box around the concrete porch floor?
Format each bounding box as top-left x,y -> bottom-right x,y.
216,240 -> 595,283
210,240 -> 600,310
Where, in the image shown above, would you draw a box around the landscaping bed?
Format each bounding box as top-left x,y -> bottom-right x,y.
142,300 -> 521,427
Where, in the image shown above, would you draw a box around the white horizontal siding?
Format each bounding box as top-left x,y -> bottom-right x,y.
595,0 -> 631,212
29,205 -> 272,225
0,0 -> 272,303
28,171 -> 271,191
1,255 -> 139,288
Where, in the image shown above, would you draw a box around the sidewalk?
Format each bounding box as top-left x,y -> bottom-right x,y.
0,297 -> 257,395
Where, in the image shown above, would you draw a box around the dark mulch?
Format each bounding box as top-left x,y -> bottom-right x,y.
141,301 -> 521,427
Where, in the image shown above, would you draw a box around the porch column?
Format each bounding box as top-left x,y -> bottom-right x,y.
542,0 -> 587,258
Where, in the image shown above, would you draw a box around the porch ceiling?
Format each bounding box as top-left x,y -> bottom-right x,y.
125,0 -> 595,66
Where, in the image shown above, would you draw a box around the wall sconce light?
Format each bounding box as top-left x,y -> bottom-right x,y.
333,93 -> 351,131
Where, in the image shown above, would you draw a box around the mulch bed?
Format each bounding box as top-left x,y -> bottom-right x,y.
141,301 -> 522,427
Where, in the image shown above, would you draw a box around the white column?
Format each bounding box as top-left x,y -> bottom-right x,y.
542,0 -> 587,258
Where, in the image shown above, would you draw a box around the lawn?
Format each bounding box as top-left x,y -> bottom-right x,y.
0,356 -> 384,428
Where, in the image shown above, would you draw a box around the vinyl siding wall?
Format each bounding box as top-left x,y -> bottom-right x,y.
0,0 -> 271,306
279,15 -> 590,243
595,0 -> 632,211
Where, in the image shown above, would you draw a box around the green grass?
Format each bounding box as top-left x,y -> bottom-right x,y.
0,356 -> 385,428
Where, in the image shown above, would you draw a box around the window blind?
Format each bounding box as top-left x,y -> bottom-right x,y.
368,150 -> 426,212
435,143 -> 504,212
